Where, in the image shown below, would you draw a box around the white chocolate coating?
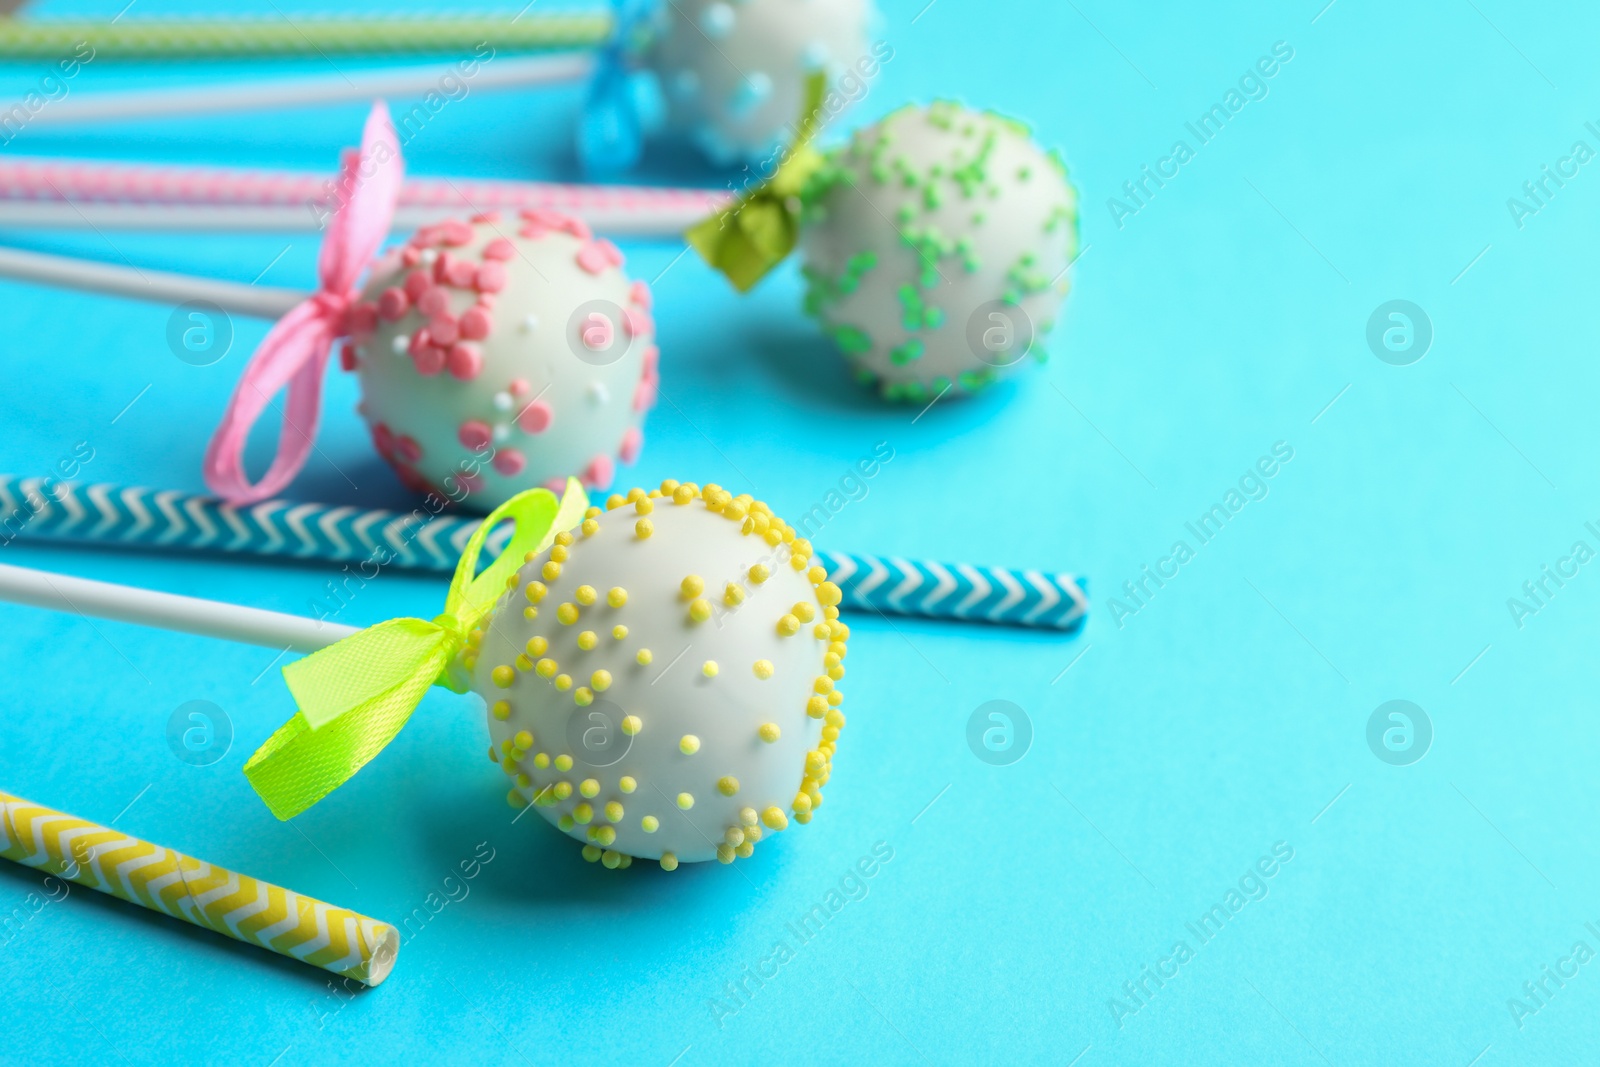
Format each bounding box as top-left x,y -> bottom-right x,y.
348,211 -> 658,512
644,0 -> 875,166
466,480 -> 850,869
799,101 -> 1079,403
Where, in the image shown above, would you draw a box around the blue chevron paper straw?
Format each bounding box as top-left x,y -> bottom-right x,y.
0,475 -> 1087,630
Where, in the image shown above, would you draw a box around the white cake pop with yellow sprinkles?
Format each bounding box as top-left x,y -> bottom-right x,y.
464,479 -> 850,869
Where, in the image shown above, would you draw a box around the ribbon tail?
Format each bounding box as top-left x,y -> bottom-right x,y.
245,650 -> 445,821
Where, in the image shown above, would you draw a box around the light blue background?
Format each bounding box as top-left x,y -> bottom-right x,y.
2,1 -> 1597,1064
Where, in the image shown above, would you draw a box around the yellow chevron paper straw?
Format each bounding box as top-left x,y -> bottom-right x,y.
0,790 -> 397,986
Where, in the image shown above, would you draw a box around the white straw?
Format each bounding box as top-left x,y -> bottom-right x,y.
0,561 -> 356,654
17,53 -> 595,128
0,200 -> 711,237
0,245 -> 304,319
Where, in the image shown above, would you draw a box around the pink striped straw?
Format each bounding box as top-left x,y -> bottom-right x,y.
0,156 -> 730,218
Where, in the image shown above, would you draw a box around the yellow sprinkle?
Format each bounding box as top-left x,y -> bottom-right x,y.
716,844 -> 735,864
790,554 -> 809,571
557,603 -> 579,625
806,751 -> 825,773
526,636 -> 548,656
606,494 -> 625,510
542,561 -> 562,583
591,669 -> 612,691
536,657 -> 557,678
524,581 -> 547,603
791,538 -> 812,558
514,730 -> 533,750
558,814 -> 575,830
578,630 -> 598,650
621,715 -> 642,735
579,778 -> 600,798
491,665 -> 514,688
792,793 -> 812,814
514,654 -> 533,671
642,815 -> 660,833
740,807 -> 759,827
724,582 -> 746,607
635,497 -> 654,514
636,648 -> 653,666
680,574 -> 705,599
817,581 -> 842,606
550,544 -> 569,563
555,754 -> 573,772
636,518 -> 653,538
619,776 -> 637,794
581,518 -> 600,537
679,735 -> 700,755
813,676 -> 834,695
688,598 -> 713,623
585,506 -> 603,519
777,614 -> 800,636
607,586 -> 628,607
828,690 -> 844,707
749,563 -> 770,584
825,709 -> 846,728
522,607 -> 537,620
555,674 -> 572,690
491,700 -> 511,721
573,802 -> 593,823
574,687 -> 593,706
828,664 -> 845,681
758,722 -> 780,742
672,485 -> 695,505
507,789 -> 528,809
515,772 -> 531,788
627,487 -> 647,503
612,624 -> 629,640
806,695 -> 828,717
659,851 -> 678,870
677,792 -> 695,810
533,753 -> 550,769
736,841 -> 754,858
724,827 -> 744,847
573,584 -> 595,606
702,660 -> 718,677
660,478 -> 680,494
809,565 -> 828,584
594,826 -> 617,847
553,781 -> 573,799
717,776 -> 740,796
793,602 -> 816,623
763,529 -> 782,546
745,825 -> 763,844
604,801 -> 624,822
582,844 -> 601,862
753,659 -> 774,680
813,623 -> 832,639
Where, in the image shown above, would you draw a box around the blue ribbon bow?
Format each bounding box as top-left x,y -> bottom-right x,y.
578,0 -> 665,175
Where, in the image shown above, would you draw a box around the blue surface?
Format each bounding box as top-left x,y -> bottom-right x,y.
2,1 -> 1598,1064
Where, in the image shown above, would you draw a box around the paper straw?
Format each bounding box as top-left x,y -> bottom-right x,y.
0,14 -> 612,58
0,476 -> 1089,630
0,789 -> 398,986
0,245 -> 303,318
0,157 -> 730,220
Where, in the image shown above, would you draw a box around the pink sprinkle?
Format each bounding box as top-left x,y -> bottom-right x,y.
433,252 -> 456,284
339,342 -> 357,372
519,223 -> 549,240
447,342 -> 483,380
576,242 -> 610,275
447,258 -> 478,288
622,305 -> 652,338
458,419 -> 492,451
417,286 -> 450,318
484,237 -> 516,261
412,223 -> 449,247
474,261 -> 508,292
471,211 -> 503,225
413,345 -> 446,376
642,344 -> 659,376
407,329 -> 434,356
584,453 -> 615,489
347,302 -> 378,335
632,378 -> 657,413
378,287 -> 411,321
493,449 -> 526,476
429,315 -> 460,346
396,435 -> 423,463
442,220 -> 475,246
400,246 -> 421,267
458,471 -> 486,494
403,271 -> 432,300
509,378 -> 531,396
371,422 -> 395,458
459,305 -> 492,340
543,477 -> 568,493
517,399 -> 552,434
560,215 -> 593,241
619,427 -> 643,464
629,280 -> 653,310
395,463 -> 434,494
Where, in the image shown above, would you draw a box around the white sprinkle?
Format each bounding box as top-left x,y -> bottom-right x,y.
493,391 -> 513,411
520,315 -> 538,333
588,382 -> 610,406
420,249 -> 438,265
493,423 -> 511,443
391,334 -> 410,355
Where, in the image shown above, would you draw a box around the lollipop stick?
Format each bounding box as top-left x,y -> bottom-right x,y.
0,789 -> 398,986
0,561 -> 356,652
0,477 -> 1091,631
16,53 -> 595,129
0,244 -> 303,318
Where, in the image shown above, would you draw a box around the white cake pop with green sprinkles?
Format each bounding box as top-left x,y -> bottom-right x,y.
799,101 -> 1079,403
465,478 -> 850,870
645,0 -> 876,165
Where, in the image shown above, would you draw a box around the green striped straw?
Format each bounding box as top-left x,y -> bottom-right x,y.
0,14 -> 614,58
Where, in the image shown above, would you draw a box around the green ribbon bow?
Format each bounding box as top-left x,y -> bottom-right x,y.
686,72 -> 830,292
243,479 -> 590,820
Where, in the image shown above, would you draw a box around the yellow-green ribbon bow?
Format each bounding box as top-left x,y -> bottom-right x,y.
686,72 -> 829,292
243,479 -> 590,820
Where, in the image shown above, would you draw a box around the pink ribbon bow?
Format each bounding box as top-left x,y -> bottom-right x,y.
203,102 -> 404,504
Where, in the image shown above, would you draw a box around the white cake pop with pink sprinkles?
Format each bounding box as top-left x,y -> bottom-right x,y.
345,209 -> 659,510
